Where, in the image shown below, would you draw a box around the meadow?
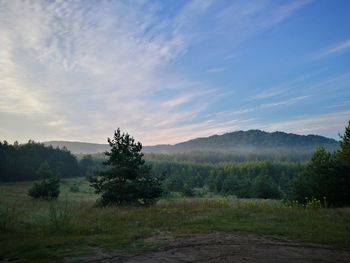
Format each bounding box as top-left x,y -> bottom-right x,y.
1,178 -> 350,262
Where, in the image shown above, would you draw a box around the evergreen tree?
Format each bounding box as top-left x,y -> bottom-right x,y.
88,128 -> 162,206
337,120 -> 350,166
253,174 -> 281,199
79,154 -> 94,176
28,162 -> 60,200
336,120 -> 350,204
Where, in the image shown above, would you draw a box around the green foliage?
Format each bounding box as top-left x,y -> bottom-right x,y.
292,120 -> 350,206
1,179 -> 350,262
144,129 -> 339,162
181,183 -> 195,197
88,128 -> 163,206
0,140 -> 79,182
152,160 -> 302,199
336,120 -> 350,203
292,148 -> 336,203
252,174 -> 282,199
0,204 -> 20,232
48,201 -> 73,232
28,162 -> 60,200
338,120 -> 350,165
69,184 -> 80,193
79,154 -> 94,176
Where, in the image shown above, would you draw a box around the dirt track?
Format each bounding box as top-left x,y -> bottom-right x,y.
71,233 -> 350,263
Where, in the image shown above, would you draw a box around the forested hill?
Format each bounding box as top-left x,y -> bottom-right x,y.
154,130 -> 339,153
44,130 -> 339,154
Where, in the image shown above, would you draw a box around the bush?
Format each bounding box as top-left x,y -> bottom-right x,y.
70,184 -> 80,193
252,174 -> 282,199
28,162 -> 60,200
182,183 -> 195,197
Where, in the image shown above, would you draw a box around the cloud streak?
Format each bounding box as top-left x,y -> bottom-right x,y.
261,111 -> 350,138
260,96 -> 309,109
312,38 -> 350,59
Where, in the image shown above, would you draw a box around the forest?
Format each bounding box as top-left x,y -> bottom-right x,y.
0,140 -> 304,199
0,140 -> 80,181
1,121 -> 349,206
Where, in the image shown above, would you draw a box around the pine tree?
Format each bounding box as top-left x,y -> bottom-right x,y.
338,120 -> 350,166
336,120 -> 350,204
88,128 -> 162,206
28,161 -> 60,200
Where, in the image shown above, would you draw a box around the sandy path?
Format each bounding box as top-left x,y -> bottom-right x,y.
71,233 -> 350,263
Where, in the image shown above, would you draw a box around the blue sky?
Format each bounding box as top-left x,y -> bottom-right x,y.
0,0 -> 349,145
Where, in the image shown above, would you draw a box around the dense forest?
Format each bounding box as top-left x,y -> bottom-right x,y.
0,141 -> 80,181
0,140 -> 304,199
151,160 -> 304,199
1,123 -> 349,206
71,154 -> 303,199
145,150 -> 318,163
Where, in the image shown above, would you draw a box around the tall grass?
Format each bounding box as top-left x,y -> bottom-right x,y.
48,201 -> 73,232
1,179 -> 350,262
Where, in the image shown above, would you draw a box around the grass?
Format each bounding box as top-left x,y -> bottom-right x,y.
1,178 -> 350,262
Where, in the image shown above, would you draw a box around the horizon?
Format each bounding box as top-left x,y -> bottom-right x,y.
30,128 -> 341,147
1,0 -> 350,145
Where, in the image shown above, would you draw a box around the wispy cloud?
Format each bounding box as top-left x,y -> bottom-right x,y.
0,0 -> 206,144
260,96 -> 309,109
206,108 -> 255,118
326,100 -> 350,109
207,67 -> 225,73
1,0 -> 337,145
253,88 -> 288,100
261,111 -> 350,138
260,0 -> 312,28
312,38 -> 350,59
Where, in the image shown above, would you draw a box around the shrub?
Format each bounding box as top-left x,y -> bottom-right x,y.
70,184 -> 80,193
182,185 -> 195,197
28,162 -> 60,200
252,174 -> 282,199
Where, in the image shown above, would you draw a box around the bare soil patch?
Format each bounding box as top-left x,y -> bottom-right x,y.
69,233 -> 350,263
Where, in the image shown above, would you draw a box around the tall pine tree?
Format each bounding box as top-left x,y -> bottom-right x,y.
88,128 -> 162,206
336,120 -> 350,204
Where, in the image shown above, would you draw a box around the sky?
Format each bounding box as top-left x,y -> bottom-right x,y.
1,0 -> 350,145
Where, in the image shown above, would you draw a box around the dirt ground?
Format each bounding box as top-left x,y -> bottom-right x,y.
70,233 -> 350,263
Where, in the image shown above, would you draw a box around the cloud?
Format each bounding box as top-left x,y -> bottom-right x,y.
261,111 -> 350,138
326,100 -> 350,109
312,38 -> 350,59
253,88 -> 288,100
205,108 -> 255,118
207,67 -> 225,73
0,0 -> 320,145
260,0 -> 312,28
260,96 -> 309,109
0,0 -> 204,144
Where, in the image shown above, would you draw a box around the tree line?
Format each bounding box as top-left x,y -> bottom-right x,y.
2,121 -> 349,207
0,140 -> 81,181
150,160 -> 304,199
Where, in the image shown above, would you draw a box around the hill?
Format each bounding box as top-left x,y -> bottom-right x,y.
44,141 -> 109,154
44,130 -> 339,154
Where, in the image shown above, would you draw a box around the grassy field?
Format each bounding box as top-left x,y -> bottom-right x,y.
1,178 -> 350,262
